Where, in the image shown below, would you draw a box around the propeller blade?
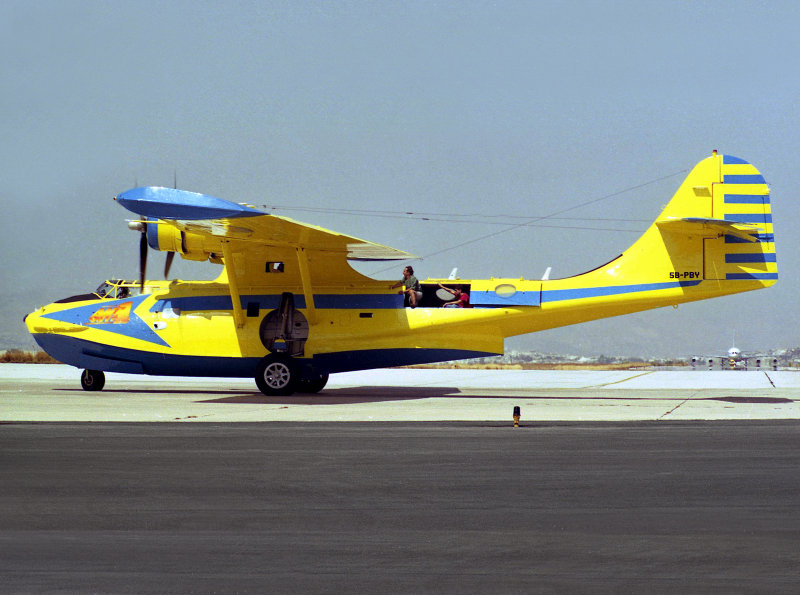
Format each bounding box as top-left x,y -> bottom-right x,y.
139,227 -> 148,289
164,251 -> 175,279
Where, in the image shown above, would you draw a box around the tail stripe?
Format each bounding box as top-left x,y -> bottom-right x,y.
723,213 -> 772,224
723,174 -> 766,184
726,273 -> 779,280
723,155 -> 750,164
725,253 -> 776,263
724,194 -> 770,204
725,234 -> 773,243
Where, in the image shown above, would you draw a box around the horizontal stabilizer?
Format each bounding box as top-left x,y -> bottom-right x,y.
656,217 -> 762,242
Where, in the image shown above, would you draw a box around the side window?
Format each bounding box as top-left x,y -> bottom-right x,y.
266,262 -> 285,273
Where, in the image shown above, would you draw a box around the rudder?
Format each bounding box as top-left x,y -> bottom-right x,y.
704,154 -> 776,282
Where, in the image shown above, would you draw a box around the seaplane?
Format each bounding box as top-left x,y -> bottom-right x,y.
25,151 -> 777,394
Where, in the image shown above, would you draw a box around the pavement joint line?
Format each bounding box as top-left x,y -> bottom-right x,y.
579,370 -> 655,389
658,391 -> 699,420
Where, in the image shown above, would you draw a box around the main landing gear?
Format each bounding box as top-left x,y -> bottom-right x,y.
254,354 -> 328,396
255,292 -> 327,396
80,369 -> 105,391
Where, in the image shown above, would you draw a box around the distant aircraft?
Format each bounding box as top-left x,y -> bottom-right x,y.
692,336 -> 778,370
25,151 -> 777,394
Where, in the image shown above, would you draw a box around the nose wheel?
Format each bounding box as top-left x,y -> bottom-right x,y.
80,369 -> 106,391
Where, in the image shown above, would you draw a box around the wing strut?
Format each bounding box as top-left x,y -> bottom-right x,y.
221,241 -> 245,328
295,247 -> 317,325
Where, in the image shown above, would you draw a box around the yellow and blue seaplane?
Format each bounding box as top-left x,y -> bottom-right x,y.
25,152 -> 777,394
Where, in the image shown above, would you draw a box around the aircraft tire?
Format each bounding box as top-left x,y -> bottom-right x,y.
255,354 -> 297,396
296,373 -> 329,394
80,369 -> 105,391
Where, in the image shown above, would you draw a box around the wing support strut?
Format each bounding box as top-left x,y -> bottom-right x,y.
221,241 -> 245,328
295,247 -> 317,325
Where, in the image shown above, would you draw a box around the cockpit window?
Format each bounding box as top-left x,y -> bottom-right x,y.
94,282 -> 114,298
94,280 -> 141,299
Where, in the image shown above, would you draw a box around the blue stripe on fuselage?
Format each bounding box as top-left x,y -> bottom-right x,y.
151,293 -> 404,312
542,280 -> 701,303
155,282 -> 702,312
470,290 -> 541,307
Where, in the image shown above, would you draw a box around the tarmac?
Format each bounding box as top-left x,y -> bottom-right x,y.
2,364 -> 800,422
4,365 -> 800,592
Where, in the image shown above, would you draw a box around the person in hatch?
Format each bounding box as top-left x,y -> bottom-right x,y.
438,283 -> 470,308
391,266 -> 422,308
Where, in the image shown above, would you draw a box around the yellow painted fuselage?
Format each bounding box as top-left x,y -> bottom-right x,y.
26,152 -> 776,380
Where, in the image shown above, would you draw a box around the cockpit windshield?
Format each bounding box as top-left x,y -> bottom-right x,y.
93,280 -> 141,299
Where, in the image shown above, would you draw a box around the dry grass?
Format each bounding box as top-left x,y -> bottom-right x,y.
0,350 -> 61,364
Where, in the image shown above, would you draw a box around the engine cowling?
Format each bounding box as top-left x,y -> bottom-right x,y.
129,219 -> 211,261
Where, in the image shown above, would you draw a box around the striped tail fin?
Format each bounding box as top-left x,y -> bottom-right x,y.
555,151 -> 777,310
652,152 -> 776,286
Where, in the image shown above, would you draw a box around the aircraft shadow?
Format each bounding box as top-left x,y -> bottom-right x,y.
198,386 -> 464,405
197,391 -> 796,406
53,388 -> 795,405
55,388 -> 255,396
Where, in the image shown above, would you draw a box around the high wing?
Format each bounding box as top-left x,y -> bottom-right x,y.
115,187 -> 415,262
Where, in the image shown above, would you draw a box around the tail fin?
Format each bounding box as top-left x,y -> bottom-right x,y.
594,151 -> 777,304
653,151 -> 776,286
482,152 -> 775,340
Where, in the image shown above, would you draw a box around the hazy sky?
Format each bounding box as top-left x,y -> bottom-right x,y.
3,0 -> 798,356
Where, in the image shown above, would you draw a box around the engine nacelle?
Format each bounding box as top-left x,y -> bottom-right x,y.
140,219 -> 210,261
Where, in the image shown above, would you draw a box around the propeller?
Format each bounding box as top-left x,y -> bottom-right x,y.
164,250 -> 175,279
130,218 -> 176,287
138,219 -> 148,290
162,169 -> 178,280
